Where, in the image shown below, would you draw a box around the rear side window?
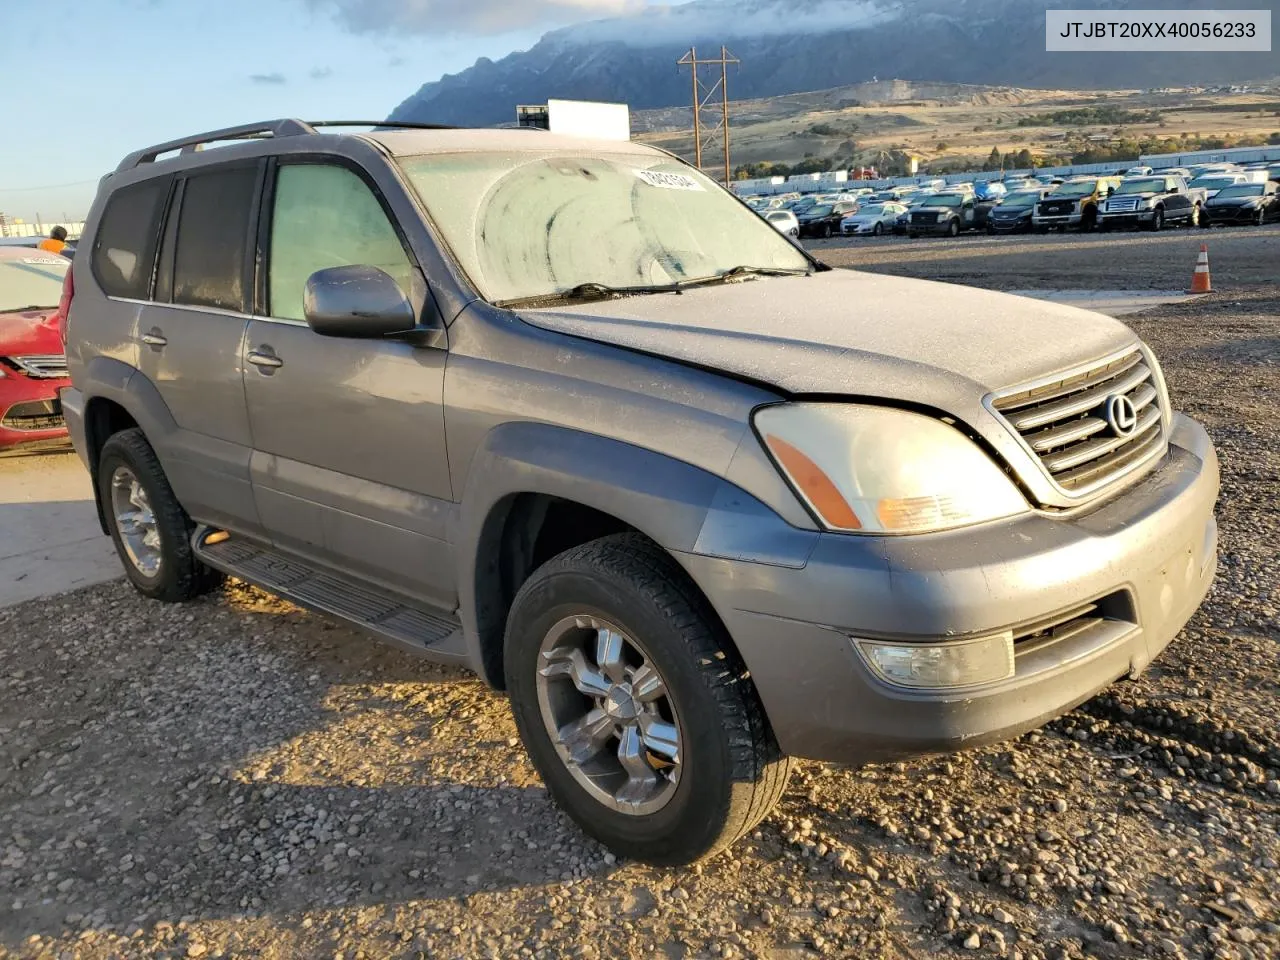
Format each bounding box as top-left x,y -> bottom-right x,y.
172,166 -> 257,312
91,178 -> 169,299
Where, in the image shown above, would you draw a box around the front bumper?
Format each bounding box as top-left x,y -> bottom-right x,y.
909,220 -> 956,236
679,413 -> 1218,765
0,375 -> 71,451
1205,206 -> 1258,224
1033,211 -> 1083,228
1099,210 -> 1155,226
988,218 -> 1031,232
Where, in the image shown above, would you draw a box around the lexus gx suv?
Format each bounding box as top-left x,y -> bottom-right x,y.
58,120 -> 1219,865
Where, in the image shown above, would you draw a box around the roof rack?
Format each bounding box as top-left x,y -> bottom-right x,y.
114,118 -> 463,172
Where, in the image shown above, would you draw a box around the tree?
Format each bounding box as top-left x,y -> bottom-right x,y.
984,147 -> 1003,172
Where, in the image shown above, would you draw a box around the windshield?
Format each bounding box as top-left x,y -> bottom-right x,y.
805,205 -> 833,217
765,211 -> 793,221
855,204 -> 885,216
1055,180 -> 1100,198
928,195 -> 964,208
0,256 -> 69,312
1002,192 -> 1040,209
1191,177 -> 1239,189
1214,184 -> 1265,199
397,151 -> 810,304
1115,178 -> 1167,195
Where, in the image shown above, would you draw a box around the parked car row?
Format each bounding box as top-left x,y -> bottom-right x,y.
749,161 -> 1280,240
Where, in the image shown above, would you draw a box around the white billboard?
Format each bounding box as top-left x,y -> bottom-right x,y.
546,99 -> 631,141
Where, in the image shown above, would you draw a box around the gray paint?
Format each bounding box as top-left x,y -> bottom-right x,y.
63,123 -> 1221,764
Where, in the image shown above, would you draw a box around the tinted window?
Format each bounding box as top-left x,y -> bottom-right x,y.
268,164 -> 413,322
172,166 -> 257,312
91,178 -> 169,299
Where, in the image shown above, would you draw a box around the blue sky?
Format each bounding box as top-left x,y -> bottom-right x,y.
0,0 -> 556,222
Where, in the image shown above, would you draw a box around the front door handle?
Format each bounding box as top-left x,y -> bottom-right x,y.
141,330 -> 167,348
247,350 -> 283,369
247,349 -> 283,370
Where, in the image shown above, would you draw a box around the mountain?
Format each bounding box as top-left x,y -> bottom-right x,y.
389,0 -> 1279,127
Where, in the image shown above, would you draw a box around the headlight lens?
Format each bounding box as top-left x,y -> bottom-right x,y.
935,213 -> 947,222
755,403 -> 1029,535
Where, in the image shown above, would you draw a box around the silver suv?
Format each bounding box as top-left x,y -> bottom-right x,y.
59,120 -> 1219,865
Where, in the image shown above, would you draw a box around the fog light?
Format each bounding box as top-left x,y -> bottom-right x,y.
855,632 -> 1015,689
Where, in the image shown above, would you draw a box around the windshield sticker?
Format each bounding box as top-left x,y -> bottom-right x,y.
19,257 -> 66,266
635,170 -> 705,192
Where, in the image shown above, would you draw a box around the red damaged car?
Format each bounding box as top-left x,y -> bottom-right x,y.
0,247 -> 72,453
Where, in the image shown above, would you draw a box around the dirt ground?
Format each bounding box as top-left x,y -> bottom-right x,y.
1,230 -> 1278,960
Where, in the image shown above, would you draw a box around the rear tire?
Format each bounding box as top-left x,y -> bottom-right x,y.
98,428 -> 223,602
504,533 -> 792,865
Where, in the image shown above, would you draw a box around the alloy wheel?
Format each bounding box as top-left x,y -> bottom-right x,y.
536,615 -> 682,815
110,466 -> 162,576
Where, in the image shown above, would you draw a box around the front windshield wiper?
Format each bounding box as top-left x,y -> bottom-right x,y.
675,265 -> 813,289
496,266 -> 811,309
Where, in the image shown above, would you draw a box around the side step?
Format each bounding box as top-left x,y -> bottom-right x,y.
193,528 -> 468,664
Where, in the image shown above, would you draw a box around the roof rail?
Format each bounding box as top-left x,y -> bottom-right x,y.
305,120 -> 460,132
115,119 -> 317,172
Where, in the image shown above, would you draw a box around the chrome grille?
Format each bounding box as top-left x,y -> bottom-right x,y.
4,354 -> 69,379
1105,198 -> 1141,212
991,348 -> 1168,497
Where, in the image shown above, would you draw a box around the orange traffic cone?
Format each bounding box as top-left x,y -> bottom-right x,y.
1190,244 -> 1212,293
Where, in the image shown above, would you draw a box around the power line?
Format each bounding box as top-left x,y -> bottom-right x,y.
0,179 -> 99,193
677,46 -> 740,185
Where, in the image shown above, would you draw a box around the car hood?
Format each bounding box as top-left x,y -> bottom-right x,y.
0,309 -> 60,356
516,270 -> 1136,406
1206,195 -> 1256,206
913,205 -> 961,214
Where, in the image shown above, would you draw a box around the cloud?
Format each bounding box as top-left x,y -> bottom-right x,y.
250,72 -> 288,84
388,56 -> 406,67
310,67 -> 334,79
308,0 -> 643,36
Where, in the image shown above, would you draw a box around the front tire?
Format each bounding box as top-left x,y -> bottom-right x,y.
872,222 -> 883,236
505,534 -> 791,865
1148,208 -> 1164,232
947,219 -> 960,238
97,428 -> 223,602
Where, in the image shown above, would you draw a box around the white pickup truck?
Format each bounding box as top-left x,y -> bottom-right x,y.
1097,175 -> 1209,231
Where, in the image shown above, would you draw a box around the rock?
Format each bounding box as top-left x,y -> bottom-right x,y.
993,908 -> 1014,925
963,932 -> 981,950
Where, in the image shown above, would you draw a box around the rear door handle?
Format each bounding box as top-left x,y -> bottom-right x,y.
246,349 -> 283,370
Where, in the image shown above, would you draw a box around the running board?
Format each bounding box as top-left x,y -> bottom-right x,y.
193,528 -> 467,664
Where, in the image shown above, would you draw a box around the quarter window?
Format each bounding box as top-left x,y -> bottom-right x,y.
91,178 -> 169,299
172,166 -> 257,312
267,164 -> 412,322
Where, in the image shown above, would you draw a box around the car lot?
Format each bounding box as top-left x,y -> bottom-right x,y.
2,232 -> 1278,960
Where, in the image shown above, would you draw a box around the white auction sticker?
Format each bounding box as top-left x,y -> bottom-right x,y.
635,169 -> 705,191
19,257 -> 66,266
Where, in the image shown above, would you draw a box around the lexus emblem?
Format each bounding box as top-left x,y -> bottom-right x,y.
1105,394 -> 1138,438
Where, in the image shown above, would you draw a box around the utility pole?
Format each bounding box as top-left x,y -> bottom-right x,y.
677,45 -> 740,185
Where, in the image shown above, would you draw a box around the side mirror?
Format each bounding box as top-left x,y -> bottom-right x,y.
304,265 -> 417,339
1169,185 -> 1180,193
1108,186 -> 1116,195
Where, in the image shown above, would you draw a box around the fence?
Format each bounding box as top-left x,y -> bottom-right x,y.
0,220 -> 86,240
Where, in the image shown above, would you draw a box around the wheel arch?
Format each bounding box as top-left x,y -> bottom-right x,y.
458,422 -> 735,689
79,359 -> 179,535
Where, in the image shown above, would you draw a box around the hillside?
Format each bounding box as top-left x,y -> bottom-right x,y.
389,0 -> 1280,127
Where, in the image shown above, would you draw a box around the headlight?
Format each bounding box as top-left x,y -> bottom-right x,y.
935,213 -> 947,222
754,403 -> 1029,535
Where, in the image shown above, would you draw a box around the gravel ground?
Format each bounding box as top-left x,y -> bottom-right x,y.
2,237 -> 1278,960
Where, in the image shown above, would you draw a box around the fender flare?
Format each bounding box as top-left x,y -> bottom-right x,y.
456,422 -> 726,685
80,359 -> 180,531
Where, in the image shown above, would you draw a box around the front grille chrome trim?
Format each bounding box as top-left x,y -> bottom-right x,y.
985,344 -> 1171,503
3,354 -> 69,379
